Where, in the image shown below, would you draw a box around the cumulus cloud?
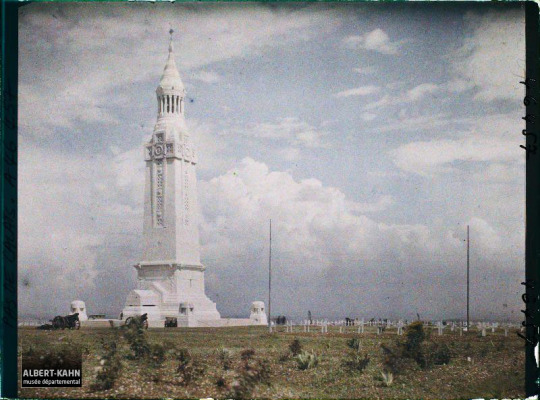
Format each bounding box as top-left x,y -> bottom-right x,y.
200,158 -> 420,267
18,139 -> 144,317
391,137 -> 516,176
448,8 -> 525,102
343,28 -> 402,55
389,113 -> 524,176
197,158 -> 519,319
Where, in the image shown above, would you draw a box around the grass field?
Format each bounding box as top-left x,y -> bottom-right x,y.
18,324 -> 524,399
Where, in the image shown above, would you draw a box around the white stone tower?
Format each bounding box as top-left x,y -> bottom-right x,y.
122,31 -> 220,327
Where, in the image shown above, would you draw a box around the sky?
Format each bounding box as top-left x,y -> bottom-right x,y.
18,2 -> 525,322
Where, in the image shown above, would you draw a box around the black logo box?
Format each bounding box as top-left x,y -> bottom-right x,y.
21,348 -> 82,388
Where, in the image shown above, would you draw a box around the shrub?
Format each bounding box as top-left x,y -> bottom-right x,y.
240,348 -> 256,362
143,343 -> 167,382
122,323 -> 150,359
278,352 -> 290,362
174,348 -> 205,386
403,321 -> 427,368
342,352 -> 370,372
380,343 -> 403,375
296,350 -> 319,370
90,340 -> 122,391
347,337 -> 362,352
244,358 -> 271,385
228,358 -> 271,399
217,347 -> 232,370
426,343 -> 451,366
380,342 -> 418,375
149,344 -> 166,367
289,339 -> 302,356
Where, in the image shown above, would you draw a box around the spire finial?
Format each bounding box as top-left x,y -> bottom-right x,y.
168,28 -> 174,53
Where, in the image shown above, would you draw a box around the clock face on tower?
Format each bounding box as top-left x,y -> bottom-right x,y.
153,144 -> 165,159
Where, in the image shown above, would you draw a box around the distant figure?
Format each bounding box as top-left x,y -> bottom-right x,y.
308,310 -> 312,325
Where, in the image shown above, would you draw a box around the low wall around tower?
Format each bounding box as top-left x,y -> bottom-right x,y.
79,318 -> 266,329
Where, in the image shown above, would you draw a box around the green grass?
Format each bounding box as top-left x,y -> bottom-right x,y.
18,325 -> 525,399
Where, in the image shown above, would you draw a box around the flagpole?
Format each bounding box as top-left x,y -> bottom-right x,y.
268,219 -> 272,331
467,225 -> 470,331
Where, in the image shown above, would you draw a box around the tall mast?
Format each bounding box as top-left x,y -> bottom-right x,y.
268,219 -> 272,331
467,225 -> 470,330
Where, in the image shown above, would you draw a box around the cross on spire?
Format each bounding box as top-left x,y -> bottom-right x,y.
168,28 -> 174,52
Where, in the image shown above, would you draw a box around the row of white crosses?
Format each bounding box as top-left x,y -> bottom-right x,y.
272,319 -> 517,337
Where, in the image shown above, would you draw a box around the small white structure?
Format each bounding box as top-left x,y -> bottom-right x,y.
70,300 -> 88,321
178,302 -> 198,327
249,301 -> 268,325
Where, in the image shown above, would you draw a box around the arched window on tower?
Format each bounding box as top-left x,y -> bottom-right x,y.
176,97 -> 179,113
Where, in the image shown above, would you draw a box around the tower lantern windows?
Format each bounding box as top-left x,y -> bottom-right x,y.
157,93 -> 184,115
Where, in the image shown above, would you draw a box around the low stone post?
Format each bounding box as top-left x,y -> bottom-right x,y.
481,327 -> 486,337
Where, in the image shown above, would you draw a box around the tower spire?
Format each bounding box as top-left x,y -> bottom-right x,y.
156,29 -> 185,117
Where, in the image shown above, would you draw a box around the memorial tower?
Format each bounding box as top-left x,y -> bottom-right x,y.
122,31 -> 221,326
